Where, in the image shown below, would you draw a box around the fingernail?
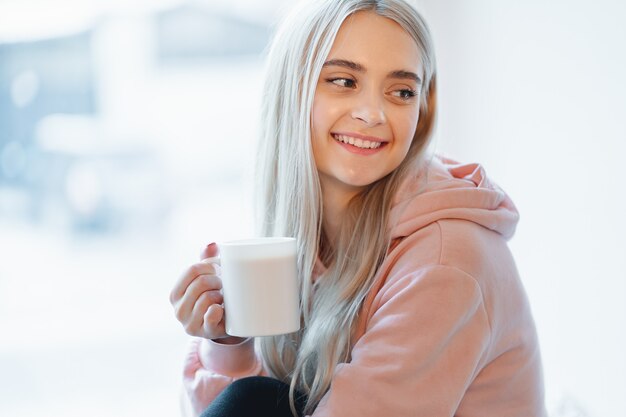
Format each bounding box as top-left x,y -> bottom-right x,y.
207,242 -> 216,249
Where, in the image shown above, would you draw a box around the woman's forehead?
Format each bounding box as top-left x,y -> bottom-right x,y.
326,11 -> 423,75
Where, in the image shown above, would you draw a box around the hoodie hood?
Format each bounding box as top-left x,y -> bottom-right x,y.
389,155 -> 519,241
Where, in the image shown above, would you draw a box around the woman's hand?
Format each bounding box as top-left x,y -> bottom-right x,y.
170,242 -> 245,344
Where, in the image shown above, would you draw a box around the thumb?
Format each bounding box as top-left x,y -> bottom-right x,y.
200,242 -> 220,262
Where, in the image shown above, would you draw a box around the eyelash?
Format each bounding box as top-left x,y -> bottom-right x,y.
393,89 -> 418,100
325,78 -> 417,101
327,78 -> 356,88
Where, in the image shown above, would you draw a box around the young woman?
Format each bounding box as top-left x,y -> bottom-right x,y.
169,0 -> 547,416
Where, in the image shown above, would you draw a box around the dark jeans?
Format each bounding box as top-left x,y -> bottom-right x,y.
200,376 -> 307,417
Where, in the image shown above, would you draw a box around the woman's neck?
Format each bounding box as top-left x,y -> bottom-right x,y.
320,180 -> 362,245
322,203 -> 344,245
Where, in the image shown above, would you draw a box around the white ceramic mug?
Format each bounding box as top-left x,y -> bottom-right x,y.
216,237 -> 300,337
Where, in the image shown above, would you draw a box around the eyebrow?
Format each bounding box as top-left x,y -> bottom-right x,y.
323,58 -> 423,85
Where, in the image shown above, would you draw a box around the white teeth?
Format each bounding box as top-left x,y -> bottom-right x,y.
333,134 -> 382,149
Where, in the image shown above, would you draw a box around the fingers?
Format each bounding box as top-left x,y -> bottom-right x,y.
184,290 -> 224,337
174,274 -> 223,324
203,304 -> 227,339
169,261 -> 220,305
183,273 -> 222,304
200,242 -> 219,262
170,243 -> 228,339
169,242 -> 220,305
204,304 -> 224,327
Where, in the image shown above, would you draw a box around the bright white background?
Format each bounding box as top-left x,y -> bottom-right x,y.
0,1 -> 624,416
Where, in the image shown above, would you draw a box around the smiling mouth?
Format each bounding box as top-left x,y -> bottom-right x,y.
332,134 -> 386,150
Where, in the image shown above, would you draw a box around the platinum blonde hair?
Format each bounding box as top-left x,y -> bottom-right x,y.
255,0 -> 437,414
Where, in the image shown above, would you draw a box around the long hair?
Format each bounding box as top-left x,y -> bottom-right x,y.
255,0 -> 437,414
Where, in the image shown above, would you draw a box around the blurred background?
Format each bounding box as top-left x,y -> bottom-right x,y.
0,0 -> 624,416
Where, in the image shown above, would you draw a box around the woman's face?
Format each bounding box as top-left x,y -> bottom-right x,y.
311,11 -> 423,202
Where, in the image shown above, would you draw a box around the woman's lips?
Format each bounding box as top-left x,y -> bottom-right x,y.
332,133 -> 388,155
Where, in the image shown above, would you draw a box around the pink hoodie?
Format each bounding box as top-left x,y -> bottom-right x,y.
180,155 -> 546,417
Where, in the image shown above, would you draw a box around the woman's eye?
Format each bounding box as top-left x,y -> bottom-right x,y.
391,89 -> 417,100
327,78 -> 356,88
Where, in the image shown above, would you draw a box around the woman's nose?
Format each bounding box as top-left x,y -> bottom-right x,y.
351,92 -> 386,127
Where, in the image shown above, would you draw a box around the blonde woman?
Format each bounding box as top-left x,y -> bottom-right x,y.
169,0 -> 547,416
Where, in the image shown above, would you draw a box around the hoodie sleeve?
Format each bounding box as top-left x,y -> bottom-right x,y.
180,337 -> 264,417
311,265 -> 491,417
